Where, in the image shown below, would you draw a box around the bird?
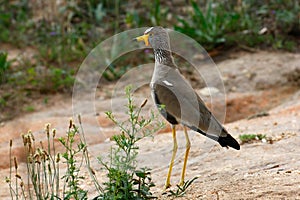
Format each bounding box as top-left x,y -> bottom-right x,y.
134,26 -> 240,189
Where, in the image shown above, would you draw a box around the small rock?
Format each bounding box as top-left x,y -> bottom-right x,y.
259,27 -> 268,35
199,87 -> 220,96
230,86 -> 237,92
193,53 -> 205,60
242,30 -> 250,34
242,69 -> 248,74
166,13 -> 172,21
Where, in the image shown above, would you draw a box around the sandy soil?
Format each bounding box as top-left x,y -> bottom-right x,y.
0,51 -> 299,199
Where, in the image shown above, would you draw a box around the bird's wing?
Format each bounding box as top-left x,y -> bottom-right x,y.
152,66 -> 227,138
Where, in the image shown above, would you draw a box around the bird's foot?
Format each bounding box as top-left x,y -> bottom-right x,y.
164,183 -> 171,190
178,180 -> 185,187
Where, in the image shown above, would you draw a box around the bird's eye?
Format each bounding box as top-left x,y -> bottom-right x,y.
149,33 -> 153,36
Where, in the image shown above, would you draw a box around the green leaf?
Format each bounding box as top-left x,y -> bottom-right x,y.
135,170 -> 146,178
191,1 -> 208,30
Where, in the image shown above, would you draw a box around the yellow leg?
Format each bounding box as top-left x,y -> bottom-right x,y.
165,125 -> 177,189
179,126 -> 191,186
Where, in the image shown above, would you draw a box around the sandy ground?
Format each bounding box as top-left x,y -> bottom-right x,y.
0,51 -> 300,199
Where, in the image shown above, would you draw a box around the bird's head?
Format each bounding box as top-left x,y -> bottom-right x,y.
134,26 -> 169,50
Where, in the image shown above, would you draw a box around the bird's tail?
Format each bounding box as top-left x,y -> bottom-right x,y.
187,125 -> 240,150
217,132 -> 240,150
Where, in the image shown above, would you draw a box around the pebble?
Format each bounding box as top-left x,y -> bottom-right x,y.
199,87 -> 220,96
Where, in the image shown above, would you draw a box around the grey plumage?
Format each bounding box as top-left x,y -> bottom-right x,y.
135,26 -> 240,188
147,27 -> 240,150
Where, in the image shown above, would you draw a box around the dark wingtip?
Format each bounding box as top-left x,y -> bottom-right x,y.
187,125 -> 240,150
218,134 -> 240,150
132,38 -> 137,42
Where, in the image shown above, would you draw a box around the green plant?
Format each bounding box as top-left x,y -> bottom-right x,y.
175,1 -> 231,50
0,97 -> 6,106
6,119 -> 99,200
47,67 -> 75,92
102,49 -> 152,81
59,120 -> 88,200
6,126 -> 61,199
125,11 -> 142,28
0,10 -> 11,42
24,105 -> 35,112
239,133 -> 266,144
150,0 -> 161,26
0,51 -> 11,83
96,85 -> 164,200
102,63 -> 130,81
174,0 -> 299,51
163,177 -> 198,197
0,0 -> 31,44
232,0 -> 299,50
10,65 -> 75,93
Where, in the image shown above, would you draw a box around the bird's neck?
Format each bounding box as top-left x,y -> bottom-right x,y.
154,48 -> 176,68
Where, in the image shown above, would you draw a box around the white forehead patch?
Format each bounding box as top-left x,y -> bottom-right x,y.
144,27 -> 154,34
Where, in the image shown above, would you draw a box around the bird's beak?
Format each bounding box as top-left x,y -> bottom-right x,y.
134,34 -> 150,46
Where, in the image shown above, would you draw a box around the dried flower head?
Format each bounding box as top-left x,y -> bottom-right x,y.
90,167 -> 96,175
56,153 -> 60,163
45,123 -> 51,137
27,155 -> 33,163
5,177 -> 10,183
140,99 -> 148,108
69,118 -> 73,129
15,174 -> 22,179
78,115 -> 82,124
52,128 -> 56,137
14,157 -> 18,170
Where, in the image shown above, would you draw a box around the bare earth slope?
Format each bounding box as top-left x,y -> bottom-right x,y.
0,51 -> 299,199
